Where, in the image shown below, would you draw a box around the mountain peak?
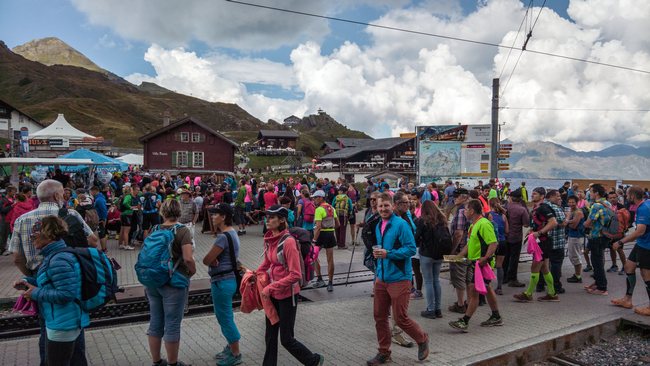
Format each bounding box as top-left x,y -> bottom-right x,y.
12,37 -> 107,74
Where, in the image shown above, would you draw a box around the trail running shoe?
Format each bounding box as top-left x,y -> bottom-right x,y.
418,336 -> 430,361
448,302 -> 467,314
391,332 -> 414,348
449,318 -> 469,332
607,265 -> 619,273
366,353 -> 391,365
216,352 -> 242,366
583,265 -> 593,272
538,294 -> 560,302
513,292 -> 533,302
566,275 -> 582,283
152,359 -> 167,366
618,269 -> 625,275
327,281 -> 333,292
214,345 -> 232,360
480,315 -> 503,327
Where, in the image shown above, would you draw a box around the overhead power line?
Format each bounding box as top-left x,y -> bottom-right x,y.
225,0 -> 650,75
498,0 -> 532,79
500,107 -> 650,112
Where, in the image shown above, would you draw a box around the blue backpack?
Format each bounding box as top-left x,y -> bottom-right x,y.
135,224 -> 189,288
50,247 -> 118,312
488,211 -> 506,242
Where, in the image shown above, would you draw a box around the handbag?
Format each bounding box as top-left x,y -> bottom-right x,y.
13,294 -> 38,316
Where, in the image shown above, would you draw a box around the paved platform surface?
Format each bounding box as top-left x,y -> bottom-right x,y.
1,220 -> 647,365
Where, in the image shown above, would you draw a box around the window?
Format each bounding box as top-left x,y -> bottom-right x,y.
177,151 -> 188,167
193,152 -> 204,168
180,132 -> 189,142
191,133 -> 201,142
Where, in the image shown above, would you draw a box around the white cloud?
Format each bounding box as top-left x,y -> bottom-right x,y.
122,0 -> 650,151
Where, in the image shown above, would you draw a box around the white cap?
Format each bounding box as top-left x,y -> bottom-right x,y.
312,190 -> 326,198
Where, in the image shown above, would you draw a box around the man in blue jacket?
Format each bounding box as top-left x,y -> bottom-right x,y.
367,192 -> 429,365
91,186 -> 108,252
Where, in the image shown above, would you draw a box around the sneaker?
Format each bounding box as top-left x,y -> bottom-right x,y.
417,336 -> 429,361
566,275 -> 582,283
557,287 -> 566,294
434,309 -> 442,318
480,315 -> 503,327
310,279 -> 326,288
152,359 -> 168,366
391,333 -> 414,348
174,361 -> 191,366
538,294 -> 560,302
214,345 -> 232,360
337,245 -> 349,250
125,245 -> 135,250
611,297 -> 633,309
366,353 -> 391,365
618,269 -> 625,275
583,265 -> 593,272
216,352 -> 242,366
507,280 -> 526,288
633,306 -> 650,316
495,288 -> 503,295
327,282 -> 333,292
449,318 -> 469,333
421,310 -> 437,319
607,265 -> 619,273
448,302 -> 467,314
119,245 -> 126,250
410,290 -> 423,300
513,293 -> 532,302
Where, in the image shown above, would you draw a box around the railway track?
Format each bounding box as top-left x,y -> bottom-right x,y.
0,269 -> 375,340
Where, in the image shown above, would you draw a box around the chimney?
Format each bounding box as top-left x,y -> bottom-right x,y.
163,110 -> 171,127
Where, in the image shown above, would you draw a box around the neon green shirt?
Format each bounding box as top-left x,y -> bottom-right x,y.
467,217 -> 497,261
315,204 -> 338,232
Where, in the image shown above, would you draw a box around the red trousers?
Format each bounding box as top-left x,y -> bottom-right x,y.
373,280 -> 427,355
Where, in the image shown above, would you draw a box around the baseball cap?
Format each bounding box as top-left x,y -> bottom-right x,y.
209,203 -> 233,217
312,190 -> 326,198
453,188 -> 469,196
266,204 -> 289,219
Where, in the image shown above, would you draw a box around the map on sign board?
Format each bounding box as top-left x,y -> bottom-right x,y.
417,125 -> 492,183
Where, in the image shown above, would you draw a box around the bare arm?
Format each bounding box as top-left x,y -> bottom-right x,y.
614,223 -> 647,250
87,233 -> 99,248
13,252 -> 30,276
202,245 -> 224,266
182,244 -> 196,276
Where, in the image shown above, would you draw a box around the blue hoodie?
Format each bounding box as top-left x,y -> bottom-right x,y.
93,192 -> 108,221
374,213 -> 416,283
31,240 -> 90,335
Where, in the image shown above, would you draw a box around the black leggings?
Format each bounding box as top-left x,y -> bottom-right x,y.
412,258 -> 423,291
263,296 -> 319,366
47,339 -> 75,366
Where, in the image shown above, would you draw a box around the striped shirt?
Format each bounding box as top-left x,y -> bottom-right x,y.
9,202 -> 93,271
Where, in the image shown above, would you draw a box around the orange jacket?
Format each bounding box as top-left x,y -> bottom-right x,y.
240,270 -> 279,325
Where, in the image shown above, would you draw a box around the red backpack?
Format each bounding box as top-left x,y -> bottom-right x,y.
303,200 -> 316,223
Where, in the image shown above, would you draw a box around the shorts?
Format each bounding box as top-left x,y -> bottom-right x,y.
120,214 -> 132,227
106,221 -> 121,233
496,240 -> 507,256
234,206 -> 246,225
97,221 -> 107,239
316,230 -> 337,249
566,236 -> 584,266
465,261 -> 492,285
450,262 -> 467,290
538,238 -> 552,260
142,212 -> 161,231
245,202 -> 252,213
628,245 -> 650,270
348,212 -> 356,225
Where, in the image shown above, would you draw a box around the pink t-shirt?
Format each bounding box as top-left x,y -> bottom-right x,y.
244,184 -> 252,203
380,219 -> 389,236
414,207 -> 422,218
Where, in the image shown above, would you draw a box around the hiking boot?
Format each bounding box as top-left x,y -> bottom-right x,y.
214,345 -> 232,360
327,281 -> 333,292
448,302 -> 466,314
538,294 -> 560,302
566,275 -> 582,283
480,315 -> 503,327
420,310 -> 437,319
513,292 -> 532,302
449,318 -> 469,332
611,297 -> 633,309
508,280 -> 526,287
216,352 -> 242,366
410,289 -> 423,300
366,353 -> 391,365
607,265 -> 619,273
634,306 -> 650,316
391,333 -> 414,348
152,359 -> 167,366
583,265 -> 593,272
417,336 -> 429,361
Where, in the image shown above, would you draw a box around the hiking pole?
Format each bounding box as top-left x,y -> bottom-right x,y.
345,226 -> 361,286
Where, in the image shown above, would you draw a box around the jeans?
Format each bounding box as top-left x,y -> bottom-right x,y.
373,280 -> 427,356
38,317 -> 87,366
263,296 -> 319,366
211,279 -> 241,344
505,240 -> 523,282
419,256 -> 442,312
589,237 -> 609,291
46,339 -> 76,366
146,285 -> 189,342
549,248 -> 565,290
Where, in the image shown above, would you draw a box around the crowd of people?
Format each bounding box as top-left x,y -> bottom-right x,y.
1,168 -> 649,366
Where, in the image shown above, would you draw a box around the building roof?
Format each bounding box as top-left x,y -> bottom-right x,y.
258,129 -> 299,138
138,116 -> 239,147
336,137 -> 372,148
320,137 -> 412,160
29,114 -> 95,139
0,99 -> 45,127
321,141 -> 340,150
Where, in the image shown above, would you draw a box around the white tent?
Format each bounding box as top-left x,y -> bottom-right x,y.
116,153 -> 144,166
29,114 -> 95,139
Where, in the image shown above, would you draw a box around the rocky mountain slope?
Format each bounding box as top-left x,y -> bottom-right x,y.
12,37 -> 107,74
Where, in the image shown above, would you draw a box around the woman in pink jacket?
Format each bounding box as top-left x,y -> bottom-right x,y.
257,205 -> 324,366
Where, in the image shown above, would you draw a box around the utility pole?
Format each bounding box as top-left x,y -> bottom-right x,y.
490,78 -> 499,179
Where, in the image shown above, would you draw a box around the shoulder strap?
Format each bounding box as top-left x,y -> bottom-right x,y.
213,231 -> 239,276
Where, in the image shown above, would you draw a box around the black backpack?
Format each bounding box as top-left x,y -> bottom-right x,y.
361,211 -> 381,250
58,207 -> 89,248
